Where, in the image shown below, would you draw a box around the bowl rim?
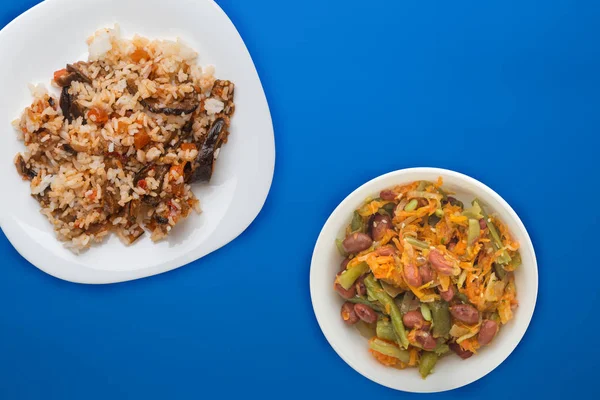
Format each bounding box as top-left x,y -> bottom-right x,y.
309,167 -> 538,392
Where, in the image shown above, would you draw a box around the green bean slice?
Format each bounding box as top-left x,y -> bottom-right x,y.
369,338 -> 410,363
404,199 -> 418,212
364,275 -> 410,349
338,262 -> 369,290
376,318 -> 397,341
420,303 -> 432,321
430,301 -> 451,339
404,236 -> 429,250
419,352 -> 438,378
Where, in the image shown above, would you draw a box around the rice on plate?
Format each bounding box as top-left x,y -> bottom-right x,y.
13,25 -> 235,252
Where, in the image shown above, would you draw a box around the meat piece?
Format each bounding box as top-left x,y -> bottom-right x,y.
185,118 -> 225,183
118,224 -> 144,245
103,186 -> 122,215
86,222 -> 109,235
124,199 -> 141,224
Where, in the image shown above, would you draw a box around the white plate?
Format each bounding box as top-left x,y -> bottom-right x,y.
0,0 -> 274,283
310,168 -> 538,393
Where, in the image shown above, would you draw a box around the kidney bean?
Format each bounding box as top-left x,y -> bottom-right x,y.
404,262 -> 422,287
428,250 -> 456,276
340,258 -> 350,272
375,245 -> 396,256
343,232 -> 373,253
439,285 -> 455,302
380,189 -> 397,201
341,302 -> 359,325
354,303 -> 378,324
355,275 -> 367,297
370,214 -> 393,241
450,304 -> 480,325
446,196 -> 463,208
478,320 -> 499,345
402,310 -> 426,329
419,265 -> 433,283
334,273 -> 356,299
479,218 -> 487,230
449,342 -> 473,359
415,331 -> 437,351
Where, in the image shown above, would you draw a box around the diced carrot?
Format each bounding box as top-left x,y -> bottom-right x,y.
137,179 -> 147,189
117,121 -> 129,134
134,131 -> 151,150
53,68 -> 68,81
171,183 -> 184,196
87,107 -> 109,125
180,143 -> 197,151
169,164 -> 185,179
130,48 -> 149,63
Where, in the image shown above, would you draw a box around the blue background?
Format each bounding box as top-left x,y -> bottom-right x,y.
1,0 -> 598,398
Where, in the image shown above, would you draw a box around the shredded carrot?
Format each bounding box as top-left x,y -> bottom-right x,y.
449,214 -> 468,226
408,347 -> 419,367
439,275 -> 450,291
460,337 -> 480,354
453,239 -> 467,255
370,350 -> 400,367
358,200 -> 390,216
378,229 -> 397,246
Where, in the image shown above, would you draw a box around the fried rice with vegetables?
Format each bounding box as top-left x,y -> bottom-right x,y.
13,26 -> 235,251
334,178 -> 520,378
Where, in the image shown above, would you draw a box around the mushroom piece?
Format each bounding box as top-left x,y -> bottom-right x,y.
61,143 -> 77,155
133,163 -> 170,206
60,86 -> 86,123
14,154 -> 37,180
185,118 -> 225,183
55,62 -> 92,87
210,80 -> 235,117
141,96 -> 199,115
126,81 -> 199,115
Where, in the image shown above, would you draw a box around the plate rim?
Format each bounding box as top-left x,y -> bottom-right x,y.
309,167 -> 538,392
0,0 -> 276,284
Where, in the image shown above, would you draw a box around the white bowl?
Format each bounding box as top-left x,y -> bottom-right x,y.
0,0 -> 274,283
309,167 -> 538,393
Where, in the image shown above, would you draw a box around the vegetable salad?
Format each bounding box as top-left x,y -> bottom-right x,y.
334,178 -> 520,378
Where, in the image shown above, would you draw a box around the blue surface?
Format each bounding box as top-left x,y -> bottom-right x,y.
1,0 -> 599,398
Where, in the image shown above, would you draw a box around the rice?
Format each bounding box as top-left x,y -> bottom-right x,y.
13,26 -> 235,252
